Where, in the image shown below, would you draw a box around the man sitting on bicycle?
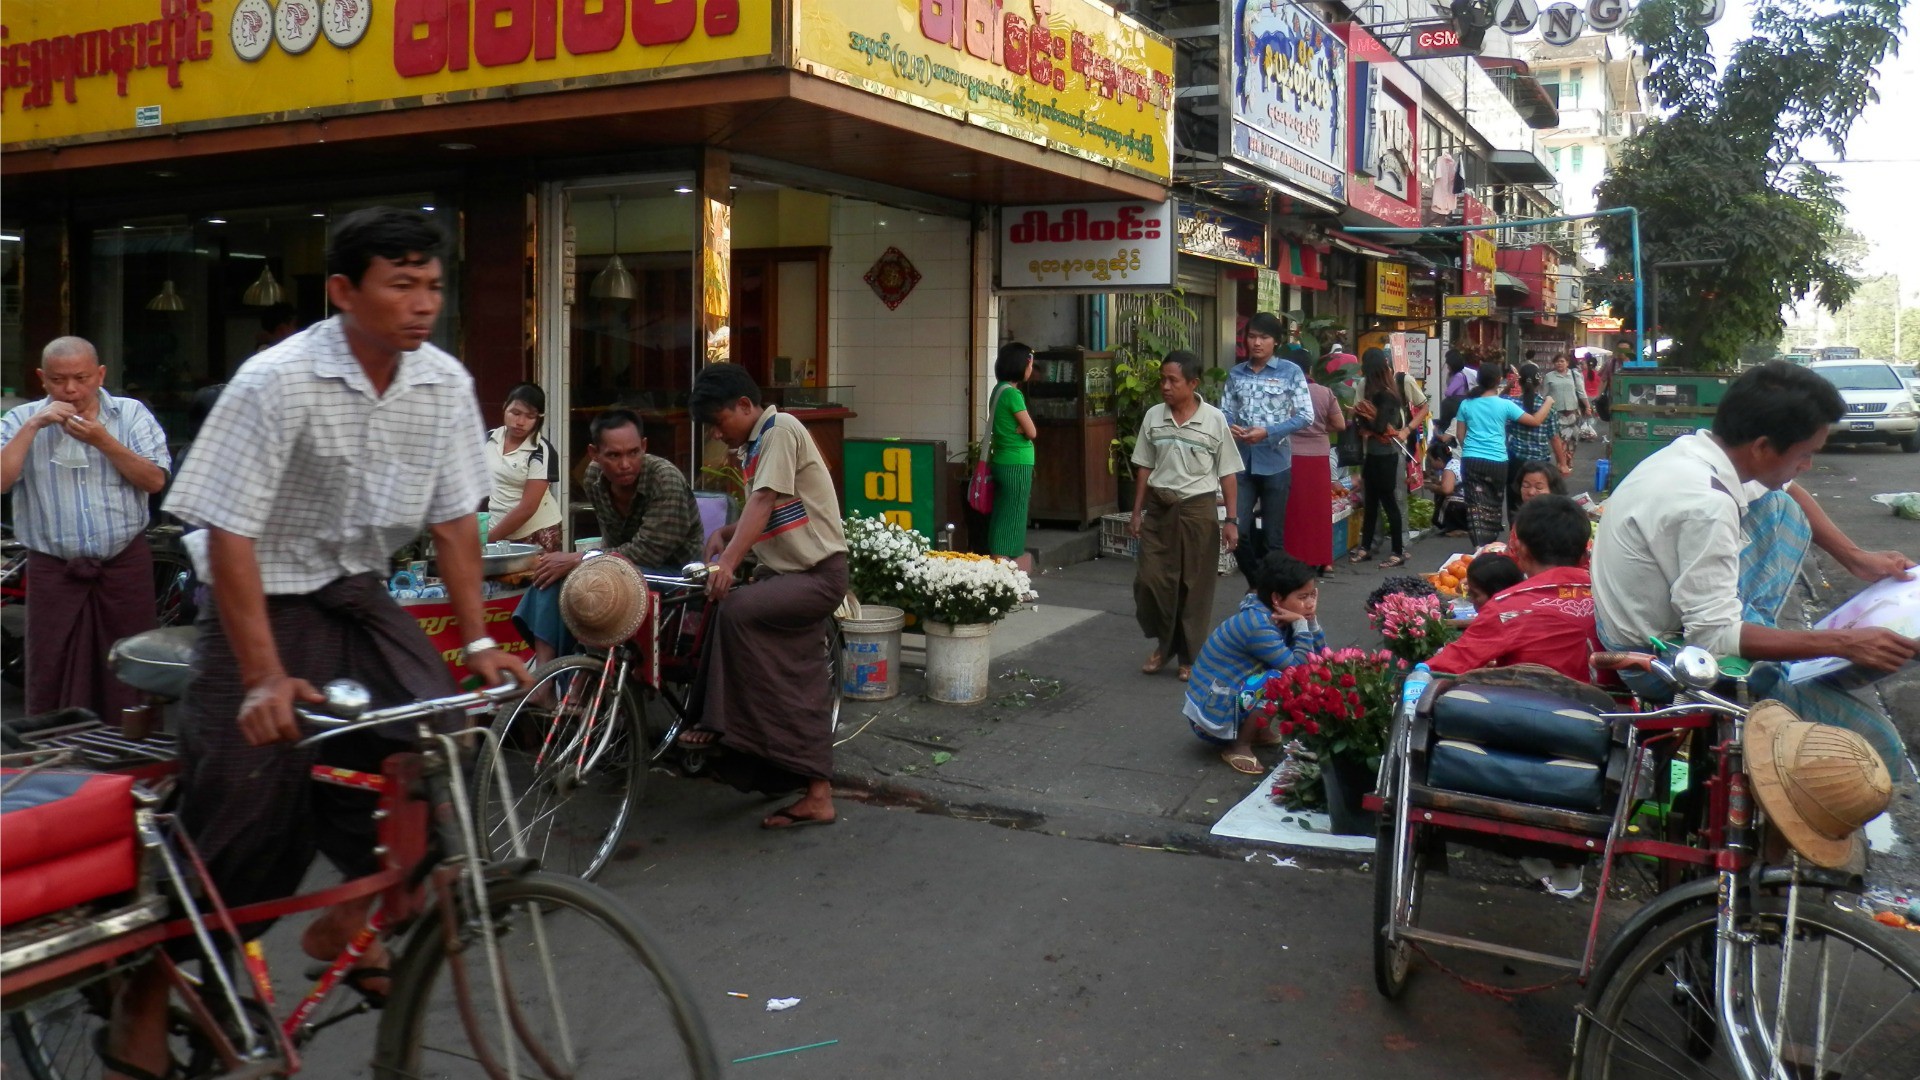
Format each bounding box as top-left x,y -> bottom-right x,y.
1591,361 -> 1917,776
1428,494 -> 1600,684
681,363 -> 848,830
513,408 -> 705,668
103,208 -> 530,1080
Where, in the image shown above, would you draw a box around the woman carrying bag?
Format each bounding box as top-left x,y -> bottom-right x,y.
1280,347 -> 1345,574
1349,349 -> 1411,569
985,341 -> 1037,572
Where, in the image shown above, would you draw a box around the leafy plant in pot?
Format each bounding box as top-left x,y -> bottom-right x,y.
1107,289 -> 1202,509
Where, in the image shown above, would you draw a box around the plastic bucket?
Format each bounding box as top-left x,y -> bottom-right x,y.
839,605 -> 905,701
923,620 -> 993,705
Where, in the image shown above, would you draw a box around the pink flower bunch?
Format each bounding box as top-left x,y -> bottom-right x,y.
1367,592 -> 1457,663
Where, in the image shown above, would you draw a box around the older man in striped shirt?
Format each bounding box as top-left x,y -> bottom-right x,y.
0,336 -> 170,719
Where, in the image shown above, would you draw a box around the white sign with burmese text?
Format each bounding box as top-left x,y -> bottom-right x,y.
997,201 -> 1177,291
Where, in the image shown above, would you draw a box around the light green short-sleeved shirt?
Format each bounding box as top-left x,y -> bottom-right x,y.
1131,400 -> 1238,499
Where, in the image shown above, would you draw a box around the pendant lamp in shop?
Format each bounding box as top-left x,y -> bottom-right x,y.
146,281 -> 187,312
243,264 -> 285,306
590,195 -> 635,302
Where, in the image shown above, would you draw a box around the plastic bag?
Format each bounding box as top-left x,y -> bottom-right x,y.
1577,417 -> 1598,442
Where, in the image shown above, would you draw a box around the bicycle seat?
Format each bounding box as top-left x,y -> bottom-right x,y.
109,626 -> 198,699
0,770 -> 140,927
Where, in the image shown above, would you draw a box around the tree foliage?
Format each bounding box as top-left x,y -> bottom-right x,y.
1592,0 -> 1905,369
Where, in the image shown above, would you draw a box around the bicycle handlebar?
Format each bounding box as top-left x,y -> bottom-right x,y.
295,679 -> 524,746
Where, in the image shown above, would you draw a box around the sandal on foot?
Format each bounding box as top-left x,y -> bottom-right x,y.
1348,547 -> 1370,564
1379,554 -> 1409,569
1141,652 -> 1167,674
677,728 -> 721,749
1177,666 -> 1191,682
762,806 -> 836,830
1220,751 -> 1263,776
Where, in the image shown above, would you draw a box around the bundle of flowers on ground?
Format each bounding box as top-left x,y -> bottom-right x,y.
904,551 -> 1032,626
1262,647 -> 1408,764
1367,591 -> 1457,665
844,512 -> 929,611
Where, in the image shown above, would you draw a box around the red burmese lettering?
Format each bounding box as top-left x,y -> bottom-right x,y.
1001,12 -> 1026,75
703,0 -> 737,37
109,25 -> 136,93
50,35 -> 76,105
633,0 -> 695,46
1008,209 -> 1045,245
1047,208 -> 1087,242
1027,25 -> 1053,86
143,20 -> 166,70
920,0 -> 954,46
76,29 -> 107,79
1091,53 -> 1114,98
532,0 -> 556,59
4,43 -> 25,92
563,0 -> 624,54
449,0 -> 470,70
395,0 -> 451,76
473,0 -> 533,66
1069,29 -> 1089,75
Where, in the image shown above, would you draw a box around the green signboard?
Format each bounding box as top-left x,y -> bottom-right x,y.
843,438 -> 948,542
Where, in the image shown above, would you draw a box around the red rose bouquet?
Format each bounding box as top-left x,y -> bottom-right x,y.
1262,647 -> 1407,763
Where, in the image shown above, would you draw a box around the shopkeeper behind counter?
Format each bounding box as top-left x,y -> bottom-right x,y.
485,382 -> 564,552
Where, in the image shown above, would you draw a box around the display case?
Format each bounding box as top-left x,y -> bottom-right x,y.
1025,347 -> 1118,526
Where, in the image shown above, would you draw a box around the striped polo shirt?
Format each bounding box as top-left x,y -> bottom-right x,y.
0,389 -> 170,561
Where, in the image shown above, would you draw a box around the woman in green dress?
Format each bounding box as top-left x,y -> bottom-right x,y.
988,341 -> 1038,571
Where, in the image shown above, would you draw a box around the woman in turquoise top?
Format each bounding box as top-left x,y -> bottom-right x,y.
988,341 -> 1038,568
1452,362 -> 1554,546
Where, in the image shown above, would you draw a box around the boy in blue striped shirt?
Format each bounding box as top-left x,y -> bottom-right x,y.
1184,552 -> 1325,775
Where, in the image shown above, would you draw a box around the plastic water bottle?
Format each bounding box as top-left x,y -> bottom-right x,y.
1400,663 -> 1434,715
1594,458 -> 1611,492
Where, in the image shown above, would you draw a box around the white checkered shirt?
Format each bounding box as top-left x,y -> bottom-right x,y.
0,389 -> 170,561
164,317 -> 490,595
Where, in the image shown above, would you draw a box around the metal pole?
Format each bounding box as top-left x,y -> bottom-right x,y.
1631,210 -> 1644,366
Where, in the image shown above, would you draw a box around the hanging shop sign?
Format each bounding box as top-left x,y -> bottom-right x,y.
844,438 -> 946,540
1224,0 -> 1346,203
1367,261 -> 1409,317
1491,0 -> 1722,41
795,0 -> 1174,183
1334,23 -> 1419,229
1,0 -> 778,147
1586,315 -> 1623,332
997,200 -> 1177,290
1460,193 -> 1497,296
1443,294 -> 1493,318
1177,203 -> 1268,268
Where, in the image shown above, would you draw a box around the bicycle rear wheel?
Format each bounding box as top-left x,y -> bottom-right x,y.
373,871 -> 720,1079
1576,890 -> 1920,1078
472,656 -> 642,881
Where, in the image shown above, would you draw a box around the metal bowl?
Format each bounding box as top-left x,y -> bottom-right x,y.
433,542 -> 542,579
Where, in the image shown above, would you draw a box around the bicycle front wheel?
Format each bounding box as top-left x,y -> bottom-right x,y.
472,655 -> 642,881
373,871 -> 720,1079
1576,890 -> 1920,1078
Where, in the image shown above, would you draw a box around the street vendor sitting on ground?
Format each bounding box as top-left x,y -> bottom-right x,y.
1429,495 -> 1600,684
512,408 -> 705,666
1183,552 -> 1326,776
680,363 -> 849,830
1591,361 -> 1918,776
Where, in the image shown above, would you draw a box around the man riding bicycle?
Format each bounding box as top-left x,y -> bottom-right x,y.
1591,361 -> 1917,777
103,208 -> 529,1080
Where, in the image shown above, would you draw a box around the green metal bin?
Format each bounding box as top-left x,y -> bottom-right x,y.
1606,370 -> 1737,490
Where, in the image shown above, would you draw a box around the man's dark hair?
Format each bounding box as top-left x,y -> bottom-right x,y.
1512,494 -> 1588,568
187,383 -> 227,439
688,362 -> 762,423
326,207 -> 446,285
590,408 -> 643,446
1712,361 -> 1846,449
1279,345 -> 1313,375
1245,311 -> 1286,341
1475,361 -> 1505,394
995,341 -> 1035,384
1466,553 -> 1526,599
1255,551 -> 1316,608
1161,349 -> 1203,383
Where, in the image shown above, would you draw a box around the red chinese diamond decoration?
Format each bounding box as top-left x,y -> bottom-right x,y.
864,247 -> 921,311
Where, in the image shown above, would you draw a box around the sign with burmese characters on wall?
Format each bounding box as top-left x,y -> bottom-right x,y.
794,0 -> 1176,183
1225,0 -> 1346,203
996,200 -> 1176,290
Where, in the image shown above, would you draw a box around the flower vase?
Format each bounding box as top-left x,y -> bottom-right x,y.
1320,752 -> 1379,836
922,620 -> 993,704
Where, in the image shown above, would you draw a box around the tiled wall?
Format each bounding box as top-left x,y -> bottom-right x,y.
828,197 -> 975,455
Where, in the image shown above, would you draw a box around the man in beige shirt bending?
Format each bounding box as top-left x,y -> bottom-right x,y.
1130,350 -> 1240,682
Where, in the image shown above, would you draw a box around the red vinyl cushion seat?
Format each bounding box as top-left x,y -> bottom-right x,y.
0,770 -> 139,927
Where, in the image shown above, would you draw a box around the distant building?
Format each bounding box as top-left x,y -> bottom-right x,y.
1517,35 -> 1648,272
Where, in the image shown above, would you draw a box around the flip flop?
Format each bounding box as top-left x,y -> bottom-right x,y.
677,728 -> 721,749
1177,666 -> 1192,682
1141,652 -> 1167,674
762,807 -> 836,830
1221,751 -> 1263,775
1379,554 -> 1408,569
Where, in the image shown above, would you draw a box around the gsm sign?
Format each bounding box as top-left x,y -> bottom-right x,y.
394,0 -> 739,77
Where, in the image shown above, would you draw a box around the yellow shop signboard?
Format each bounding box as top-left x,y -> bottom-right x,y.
1,0 -> 776,148
794,0 -> 1173,183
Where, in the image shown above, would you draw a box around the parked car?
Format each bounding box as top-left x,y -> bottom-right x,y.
1892,362 -> 1920,401
1809,359 -> 1920,452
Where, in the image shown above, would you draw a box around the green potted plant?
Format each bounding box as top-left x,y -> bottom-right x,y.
1108,290 -> 1200,508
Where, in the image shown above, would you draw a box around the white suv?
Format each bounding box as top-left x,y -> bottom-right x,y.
1810,360 -> 1920,453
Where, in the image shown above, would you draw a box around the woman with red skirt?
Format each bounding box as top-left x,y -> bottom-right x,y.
1280,349 -> 1345,573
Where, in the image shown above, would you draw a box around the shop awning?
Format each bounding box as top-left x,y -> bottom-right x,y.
1494,271 -> 1530,294
1327,229 -> 1397,259
1485,149 -> 1558,187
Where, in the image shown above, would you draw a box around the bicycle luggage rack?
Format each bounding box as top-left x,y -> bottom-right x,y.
14,721 -> 179,775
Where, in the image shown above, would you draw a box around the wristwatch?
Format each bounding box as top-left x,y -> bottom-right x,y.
461,636 -> 501,661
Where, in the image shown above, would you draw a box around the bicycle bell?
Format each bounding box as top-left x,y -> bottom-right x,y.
318,679 -> 372,720
681,560 -> 711,581
1671,646 -> 1719,692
